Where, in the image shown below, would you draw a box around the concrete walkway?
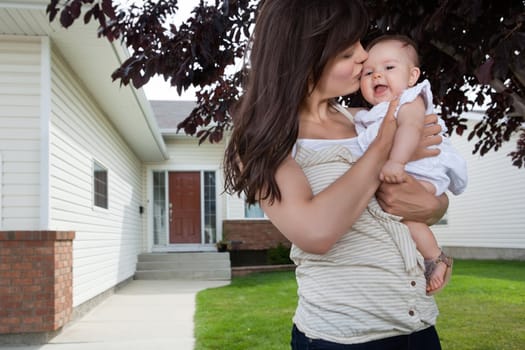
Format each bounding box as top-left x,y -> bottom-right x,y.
1,280 -> 230,350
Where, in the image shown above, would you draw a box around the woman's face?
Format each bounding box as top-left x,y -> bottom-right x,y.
314,42 -> 368,99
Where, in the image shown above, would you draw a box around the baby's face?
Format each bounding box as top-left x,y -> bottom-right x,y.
360,40 -> 417,105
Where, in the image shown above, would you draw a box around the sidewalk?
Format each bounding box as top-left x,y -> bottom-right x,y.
1,280 -> 230,350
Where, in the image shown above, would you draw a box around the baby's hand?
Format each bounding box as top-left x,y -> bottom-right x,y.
380,160 -> 407,183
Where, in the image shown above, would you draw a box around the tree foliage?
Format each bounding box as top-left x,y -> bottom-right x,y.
47,0 -> 525,167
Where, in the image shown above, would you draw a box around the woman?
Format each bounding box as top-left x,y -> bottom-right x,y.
224,0 -> 446,349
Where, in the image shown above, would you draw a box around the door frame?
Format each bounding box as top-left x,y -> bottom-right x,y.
146,166 -> 222,252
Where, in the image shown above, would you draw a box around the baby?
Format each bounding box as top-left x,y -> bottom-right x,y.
356,34 -> 468,294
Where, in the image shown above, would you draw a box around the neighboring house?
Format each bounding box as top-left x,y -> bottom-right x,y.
1,0 -> 523,341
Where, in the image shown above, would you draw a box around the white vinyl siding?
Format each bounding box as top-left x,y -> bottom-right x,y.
49,45 -> 144,306
433,121 -> 525,249
0,36 -> 41,229
220,132 -> 248,219
160,136 -> 226,165
146,136 -> 225,188
227,192 -> 246,219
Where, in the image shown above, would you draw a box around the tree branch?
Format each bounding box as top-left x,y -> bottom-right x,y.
490,78 -> 525,120
431,39 -> 524,121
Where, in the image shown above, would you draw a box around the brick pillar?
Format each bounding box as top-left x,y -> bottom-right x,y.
0,231 -> 75,334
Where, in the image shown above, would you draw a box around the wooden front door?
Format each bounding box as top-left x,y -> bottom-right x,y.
169,172 -> 201,244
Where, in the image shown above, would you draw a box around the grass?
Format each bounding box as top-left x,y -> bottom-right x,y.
194,260 -> 525,350
435,260 -> 525,349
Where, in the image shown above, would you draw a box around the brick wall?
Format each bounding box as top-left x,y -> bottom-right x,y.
223,220 -> 290,250
0,231 -> 75,334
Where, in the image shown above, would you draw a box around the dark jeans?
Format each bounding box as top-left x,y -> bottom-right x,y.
291,324 -> 442,350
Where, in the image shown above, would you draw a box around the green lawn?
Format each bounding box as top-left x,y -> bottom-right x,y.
435,260 -> 525,349
194,260 -> 525,350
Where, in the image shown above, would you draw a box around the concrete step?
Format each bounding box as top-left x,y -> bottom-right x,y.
134,269 -> 231,280
134,252 -> 231,281
137,260 -> 231,270
137,252 -> 228,262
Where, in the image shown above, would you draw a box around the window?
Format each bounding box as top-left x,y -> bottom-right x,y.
93,161 -> 108,209
204,171 -> 217,243
244,201 -> 265,218
153,171 -> 167,245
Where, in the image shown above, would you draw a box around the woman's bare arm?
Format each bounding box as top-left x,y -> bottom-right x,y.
261,99 -> 399,254
376,176 -> 449,225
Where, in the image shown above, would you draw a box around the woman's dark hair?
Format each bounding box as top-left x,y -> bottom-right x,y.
224,0 -> 369,204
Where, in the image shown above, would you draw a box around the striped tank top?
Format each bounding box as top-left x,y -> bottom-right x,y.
291,129 -> 439,344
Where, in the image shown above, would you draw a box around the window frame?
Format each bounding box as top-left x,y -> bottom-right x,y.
93,160 -> 109,210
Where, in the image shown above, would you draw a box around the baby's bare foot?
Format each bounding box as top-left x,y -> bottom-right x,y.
426,261 -> 447,293
424,251 -> 453,295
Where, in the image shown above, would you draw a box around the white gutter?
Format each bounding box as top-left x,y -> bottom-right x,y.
39,36 -> 52,229
0,1 -> 47,10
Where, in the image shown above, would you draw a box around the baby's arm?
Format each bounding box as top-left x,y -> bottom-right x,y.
380,96 -> 426,183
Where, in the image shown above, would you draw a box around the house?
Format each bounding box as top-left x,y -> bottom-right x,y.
1,0 -> 523,341
432,112 -> 525,260
0,0 -> 219,339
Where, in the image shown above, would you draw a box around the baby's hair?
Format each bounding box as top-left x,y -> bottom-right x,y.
366,34 -> 420,67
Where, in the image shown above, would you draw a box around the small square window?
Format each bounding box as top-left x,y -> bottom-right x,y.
244,201 -> 265,218
94,162 -> 108,209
